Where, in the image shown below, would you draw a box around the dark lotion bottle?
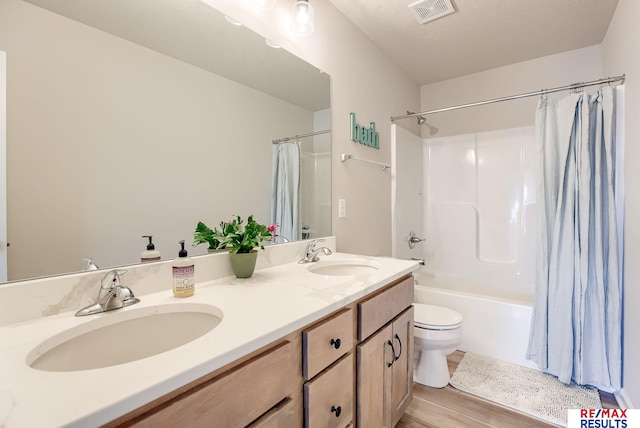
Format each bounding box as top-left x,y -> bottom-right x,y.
141,235 -> 161,263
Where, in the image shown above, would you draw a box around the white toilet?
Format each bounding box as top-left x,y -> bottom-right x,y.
413,303 -> 463,388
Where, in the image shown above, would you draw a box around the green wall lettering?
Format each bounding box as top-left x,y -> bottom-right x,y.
350,112 -> 379,149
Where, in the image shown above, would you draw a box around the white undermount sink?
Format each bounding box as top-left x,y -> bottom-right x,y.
306,259 -> 381,276
27,303 -> 223,372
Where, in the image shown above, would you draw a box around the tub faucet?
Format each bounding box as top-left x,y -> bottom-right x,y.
299,239 -> 332,263
75,269 -> 140,316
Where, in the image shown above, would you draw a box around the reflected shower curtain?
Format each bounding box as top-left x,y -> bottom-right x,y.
271,142 -> 300,242
527,86 -> 621,390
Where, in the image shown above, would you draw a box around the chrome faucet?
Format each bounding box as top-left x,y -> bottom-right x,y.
75,269 -> 140,316
299,239 -> 332,263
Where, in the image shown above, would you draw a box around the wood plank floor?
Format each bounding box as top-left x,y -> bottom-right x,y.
397,351 -> 618,428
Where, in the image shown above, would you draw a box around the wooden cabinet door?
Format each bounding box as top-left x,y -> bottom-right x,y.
390,306 -> 414,427
356,324 -> 393,428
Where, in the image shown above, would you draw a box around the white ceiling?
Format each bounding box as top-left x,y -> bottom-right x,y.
328,0 -> 619,85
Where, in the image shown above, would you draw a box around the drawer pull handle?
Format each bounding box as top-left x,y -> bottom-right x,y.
331,405 -> 342,417
330,338 -> 341,349
386,340 -> 396,367
394,334 -> 402,361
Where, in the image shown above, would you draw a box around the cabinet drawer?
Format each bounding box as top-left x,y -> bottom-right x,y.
303,308 -> 353,380
358,275 -> 413,341
248,398 -> 294,428
132,341 -> 293,427
304,354 -> 354,428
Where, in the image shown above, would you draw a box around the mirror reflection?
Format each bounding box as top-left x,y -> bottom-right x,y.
0,0 -> 331,284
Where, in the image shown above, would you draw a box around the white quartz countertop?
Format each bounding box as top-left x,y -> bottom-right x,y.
0,253 -> 418,428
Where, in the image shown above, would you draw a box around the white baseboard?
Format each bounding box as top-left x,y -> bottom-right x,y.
614,388 -> 635,409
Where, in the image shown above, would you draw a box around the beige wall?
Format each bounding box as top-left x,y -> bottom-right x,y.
206,0 -> 421,257
419,45 -> 603,137
602,0 -> 640,408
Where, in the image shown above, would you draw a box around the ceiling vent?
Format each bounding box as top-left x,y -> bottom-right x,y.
408,0 -> 455,24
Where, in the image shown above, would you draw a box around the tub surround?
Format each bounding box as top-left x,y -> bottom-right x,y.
0,238 -> 419,427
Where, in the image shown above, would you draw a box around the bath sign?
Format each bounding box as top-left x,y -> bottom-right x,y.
350,112 -> 379,149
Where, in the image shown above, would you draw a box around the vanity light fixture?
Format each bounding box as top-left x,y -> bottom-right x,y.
249,0 -> 276,9
291,0 -> 314,36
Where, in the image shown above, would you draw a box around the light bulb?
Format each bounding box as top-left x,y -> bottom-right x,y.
291,0 -> 314,35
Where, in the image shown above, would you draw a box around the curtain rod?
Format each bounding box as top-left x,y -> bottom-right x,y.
391,74 -> 626,122
272,129 -> 331,144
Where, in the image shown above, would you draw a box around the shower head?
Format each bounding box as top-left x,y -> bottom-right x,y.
407,111 -> 427,125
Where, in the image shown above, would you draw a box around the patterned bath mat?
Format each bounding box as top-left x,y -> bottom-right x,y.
449,352 -> 601,427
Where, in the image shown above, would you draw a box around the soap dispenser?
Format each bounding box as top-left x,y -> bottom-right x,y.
141,235 -> 161,263
172,240 -> 195,298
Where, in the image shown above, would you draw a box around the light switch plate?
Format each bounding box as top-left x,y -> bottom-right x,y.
338,199 -> 347,218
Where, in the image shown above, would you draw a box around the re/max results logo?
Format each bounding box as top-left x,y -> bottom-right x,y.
568,409 -> 639,428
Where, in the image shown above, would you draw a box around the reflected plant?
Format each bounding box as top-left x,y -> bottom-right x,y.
192,221 -> 222,251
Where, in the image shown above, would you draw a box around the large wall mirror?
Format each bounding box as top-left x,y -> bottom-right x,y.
0,0 -> 331,283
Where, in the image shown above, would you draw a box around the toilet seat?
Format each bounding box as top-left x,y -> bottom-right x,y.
414,303 -> 462,330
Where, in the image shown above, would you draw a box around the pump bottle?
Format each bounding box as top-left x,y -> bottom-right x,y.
141,235 -> 161,263
172,240 -> 195,297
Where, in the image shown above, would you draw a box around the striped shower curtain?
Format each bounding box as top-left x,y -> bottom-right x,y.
271,142 -> 300,242
527,86 -> 622,391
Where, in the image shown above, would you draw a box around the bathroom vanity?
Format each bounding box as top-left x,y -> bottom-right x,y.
106,276 -> 414,427
0,239 -> 418,427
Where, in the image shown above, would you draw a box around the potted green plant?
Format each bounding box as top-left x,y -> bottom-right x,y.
192,221 -> 223,253
212,215 -> 274,278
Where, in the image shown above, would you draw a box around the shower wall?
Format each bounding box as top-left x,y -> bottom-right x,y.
424,126 -> 537,302
393,125 -> 538,303
299,108 -> 331,240
300,150 -> 331,239
392,124 -> 424,260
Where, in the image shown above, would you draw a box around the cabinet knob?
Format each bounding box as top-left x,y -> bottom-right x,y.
331,405 -> 342,417
330,338 -> 341,349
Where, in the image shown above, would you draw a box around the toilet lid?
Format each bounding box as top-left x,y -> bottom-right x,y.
413,303 -> 462,330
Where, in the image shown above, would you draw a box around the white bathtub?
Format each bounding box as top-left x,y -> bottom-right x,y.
413,269 -> 538,369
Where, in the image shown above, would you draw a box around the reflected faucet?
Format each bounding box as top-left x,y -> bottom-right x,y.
82,257 -> 99,271
299,239 -> 332,263
270,235 -> 290,244
75,269 -> 140,317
